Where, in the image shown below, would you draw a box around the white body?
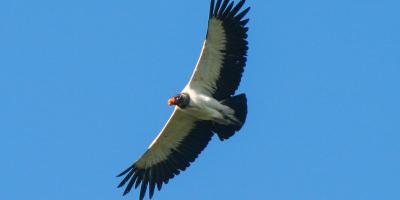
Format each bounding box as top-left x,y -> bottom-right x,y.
181,87 -> 237,125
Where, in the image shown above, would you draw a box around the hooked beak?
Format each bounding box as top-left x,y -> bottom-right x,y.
168,97 -> 176,106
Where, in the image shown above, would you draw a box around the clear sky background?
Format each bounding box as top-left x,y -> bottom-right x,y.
1,0 -> 399,199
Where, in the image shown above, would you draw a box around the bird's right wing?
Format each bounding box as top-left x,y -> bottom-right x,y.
117,108 -> 213,200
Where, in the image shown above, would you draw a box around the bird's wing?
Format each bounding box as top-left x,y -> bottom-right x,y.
117,108 -> 213,200
185,0 -> 250,100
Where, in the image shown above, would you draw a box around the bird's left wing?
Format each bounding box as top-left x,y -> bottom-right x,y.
185,0 -> 250,100
117,108 -> 213,200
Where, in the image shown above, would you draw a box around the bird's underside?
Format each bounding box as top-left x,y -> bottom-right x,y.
117,0 -> 250,199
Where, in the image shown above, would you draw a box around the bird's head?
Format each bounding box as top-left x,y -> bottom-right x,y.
168,93 -> 190,108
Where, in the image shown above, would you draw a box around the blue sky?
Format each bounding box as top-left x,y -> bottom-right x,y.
1,0 -> 399,199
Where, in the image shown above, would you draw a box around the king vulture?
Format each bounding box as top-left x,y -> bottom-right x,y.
117,0 -> 250,199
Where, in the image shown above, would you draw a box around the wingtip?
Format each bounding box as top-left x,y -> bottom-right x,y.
117,182 -> 124,188
139,170 -> 150,200
116,165 -> 134,177
122,190 -> 130,196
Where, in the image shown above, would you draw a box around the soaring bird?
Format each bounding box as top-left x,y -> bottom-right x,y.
117,0 -> 250,199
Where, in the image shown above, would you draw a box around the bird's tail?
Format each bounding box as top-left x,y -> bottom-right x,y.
212,93 -> 247,141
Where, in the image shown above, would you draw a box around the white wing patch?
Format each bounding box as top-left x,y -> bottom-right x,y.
135,108 -> 197,168
185,18 -> 226,96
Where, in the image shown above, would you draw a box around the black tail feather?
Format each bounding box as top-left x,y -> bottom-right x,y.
213,93 -> 247,141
